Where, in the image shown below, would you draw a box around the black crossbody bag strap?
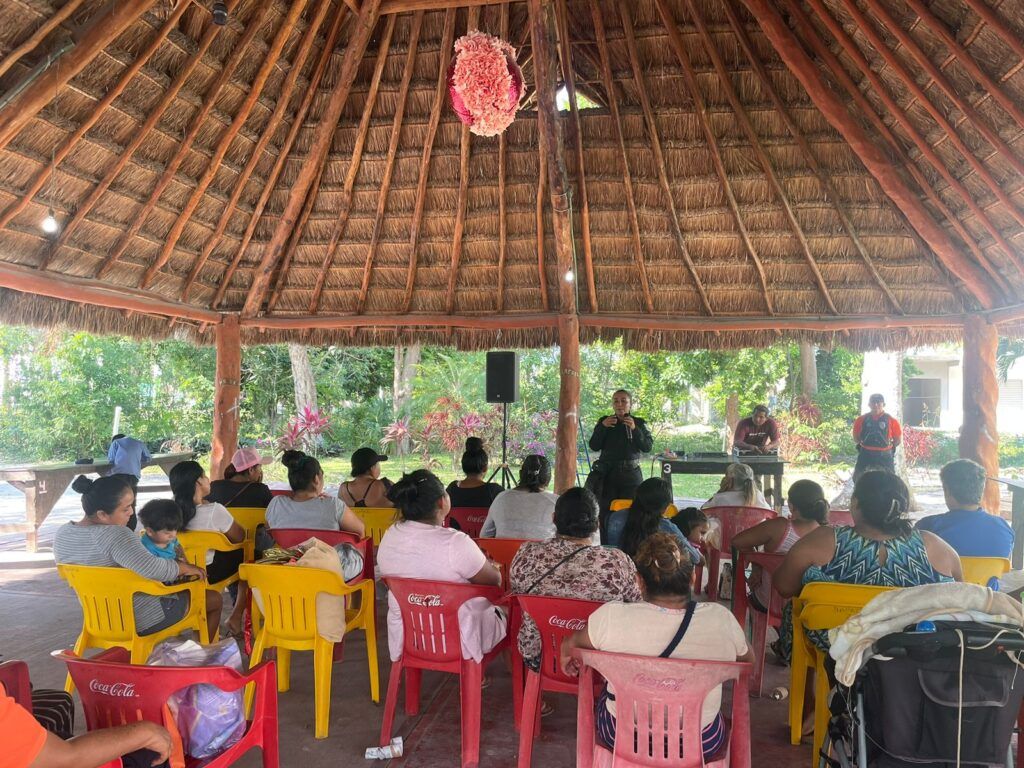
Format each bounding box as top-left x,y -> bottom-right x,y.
659,600 -> 697,658
524,546 -> 589,594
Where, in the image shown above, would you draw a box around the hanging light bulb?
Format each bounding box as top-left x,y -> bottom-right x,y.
212,1 -> 228,25
564,269 -> 575,283
41,209 -> 58,234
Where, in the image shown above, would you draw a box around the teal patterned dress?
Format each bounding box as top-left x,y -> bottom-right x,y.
776,525 -> 953,659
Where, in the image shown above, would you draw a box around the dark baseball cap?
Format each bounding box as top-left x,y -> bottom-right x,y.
351,446 -> 388,477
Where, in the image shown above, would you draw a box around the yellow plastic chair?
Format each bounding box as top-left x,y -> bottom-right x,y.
961,556 -> 1011,587
240,563 -> 379,739
176,530 -> 244,594
351,506 -> 395,547
608,498 -> 678,517
58,564 -> 209,691
226,506 -> 266,561
790,582 -> 894,764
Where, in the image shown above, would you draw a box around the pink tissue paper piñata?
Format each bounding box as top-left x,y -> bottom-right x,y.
448,30 -> 524,137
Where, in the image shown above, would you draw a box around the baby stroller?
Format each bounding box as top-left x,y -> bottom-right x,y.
821,620 -> 1024,768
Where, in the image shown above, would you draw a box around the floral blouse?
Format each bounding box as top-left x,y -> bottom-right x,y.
509,537 -> 643,663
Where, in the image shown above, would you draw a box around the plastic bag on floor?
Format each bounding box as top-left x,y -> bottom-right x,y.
148,637 -> 246,759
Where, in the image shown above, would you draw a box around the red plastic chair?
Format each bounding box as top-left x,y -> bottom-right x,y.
574,649 -> 751,768
269,528 -> 374,582
515,595 -> 602,767
0,660 -> 30,708
474,538 -> 529,593
56,648 -> 279,768
829,509 -> 854,527
743,552 -> 785,697
445,507 -> 490,538
702,507 -> 776,601
269,489 -> 290,497
380,577 -> 508,768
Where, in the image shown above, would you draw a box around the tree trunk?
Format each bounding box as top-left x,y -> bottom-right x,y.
960,318 -> 1000,513
288,343 -> 317,414
392,343 -> 420,456
211,316 -> 241,480
725,393 -> 740,452
800,342 -> 818,398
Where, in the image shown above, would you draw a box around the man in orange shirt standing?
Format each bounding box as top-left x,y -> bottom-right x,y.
852,393 -> 902,481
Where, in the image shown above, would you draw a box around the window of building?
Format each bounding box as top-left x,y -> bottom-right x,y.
906,378 -> 941,427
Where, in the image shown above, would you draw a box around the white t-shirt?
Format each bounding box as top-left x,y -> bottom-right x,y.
377,520 -> 506,662
588,601 -> 748,727
266,495 -> 347,531
185,502 -> 235,564
480,488 -> 558,539
702,489 -> 772,511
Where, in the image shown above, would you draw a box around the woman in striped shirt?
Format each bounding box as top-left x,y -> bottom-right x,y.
54,475 -> 208,636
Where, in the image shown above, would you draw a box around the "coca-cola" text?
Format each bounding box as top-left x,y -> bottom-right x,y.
89,679 -> 138,698
548,616 -> 587,631
407,594 -> 442,607
633,674 -> 683,692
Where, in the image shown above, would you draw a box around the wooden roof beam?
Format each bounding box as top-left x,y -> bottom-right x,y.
719,0 -> 901,314
957,0 -> 1024,62
380,0 -> 510,13
589,0 -> 653,314
267,163 -> 326,313
211,5 -> 349,309
0,0 -> 191,235
140,0 -> 311,289
619,1 -> 713,315
357,11 -> 424,316
44,0 -> 240,266
403,8 -> 457,313
555,0 -> 597,313
241,0 -> 383,317
653,0 -> 774,316
0,0 -> 89,81
800,0 -> 1018,289
309,14 -> 398,315
0,0 -> 160,152
535,119 -> 551,311
496,3 -> 510,314
183,0 -> 332,303
92,2 -> 272,281
743,0 -> 999,309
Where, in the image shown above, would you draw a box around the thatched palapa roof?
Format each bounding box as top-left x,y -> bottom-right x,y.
0,0 -> 1022,350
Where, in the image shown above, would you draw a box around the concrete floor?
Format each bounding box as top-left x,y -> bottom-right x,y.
0,562 -> 810,767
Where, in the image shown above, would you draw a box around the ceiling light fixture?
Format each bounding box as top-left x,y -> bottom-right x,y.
41,209 -> 58,234
564,269 -> 574,283
212,1 -> 228,25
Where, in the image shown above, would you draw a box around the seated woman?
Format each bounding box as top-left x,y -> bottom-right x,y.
702,462 -> 772,511
338,447 -> 393,509
377,470 -> 506,663
606,478 -> 687,557
732,479 -> 829,613
480,455 -> 558,539
171,460 -> 247,636
266,450 -> 365,536
510,488 -> 642,675
671,506 -> 708,565
206,447 -> 273,508
446,437 -> 504,509
561,533 -> 752,760
54,475 -> 208,638
774,471 -> 962,652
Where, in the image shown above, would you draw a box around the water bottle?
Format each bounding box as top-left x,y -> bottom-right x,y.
915,620 -> 937,633
770,686 -> 789,701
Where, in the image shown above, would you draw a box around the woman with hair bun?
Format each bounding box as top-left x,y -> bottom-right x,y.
54,475 -> 208,636
265,450 -> 364,536
774,471 -> 961,650
561,533 -> 752,760
446,437 -> 504,509
377,470 -> 505,663
480,455 -> 557,539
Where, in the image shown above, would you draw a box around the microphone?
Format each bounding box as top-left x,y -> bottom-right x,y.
623,413 -> 633,442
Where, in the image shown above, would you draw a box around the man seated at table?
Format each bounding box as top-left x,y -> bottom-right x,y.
916,458 -> 1013,558
733,405 -> 780,455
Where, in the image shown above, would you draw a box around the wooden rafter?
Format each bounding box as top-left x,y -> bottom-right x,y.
444,6 -> 481,318
496,3 -> 509,314
536,119 -> 550,311
381,0 -> 505,13
652,0 -> 773,315
798,0 -> 1017,288
0,0 -> 191,235
309,14 -> 398,315
618,1 -> 713,316
554,0 -> 597,313
182,0 -> 332,303
589,0 -> 653,314
0,0 -> 89,80
743,0 -> 999,309
0,0 -> 159,152
267,163 -> 325,313
140,0 -> 311,289
91,2 -> 272,281
211,5 -> 349,309
403,8 -> 457,313
719,0 -> 901,314
241,0 -> 383,317
43,0 -> 240,265
673,0 -> 837,315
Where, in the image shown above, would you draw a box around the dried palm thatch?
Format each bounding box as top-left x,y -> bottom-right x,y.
0,0 -> 1021,351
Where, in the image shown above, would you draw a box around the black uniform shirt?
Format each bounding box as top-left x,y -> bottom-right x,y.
588,415 -> 654,462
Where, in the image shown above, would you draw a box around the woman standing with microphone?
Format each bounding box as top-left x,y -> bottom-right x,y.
588,389 -> 654,542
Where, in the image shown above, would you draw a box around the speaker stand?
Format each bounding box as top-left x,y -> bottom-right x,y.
487,401 -> 517,489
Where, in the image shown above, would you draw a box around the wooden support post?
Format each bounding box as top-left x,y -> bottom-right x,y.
211,315 -> 241,480
960,316 -> 1001,514
531,0 -> 578,492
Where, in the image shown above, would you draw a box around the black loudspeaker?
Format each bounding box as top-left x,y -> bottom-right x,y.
486,351 -> 519,403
